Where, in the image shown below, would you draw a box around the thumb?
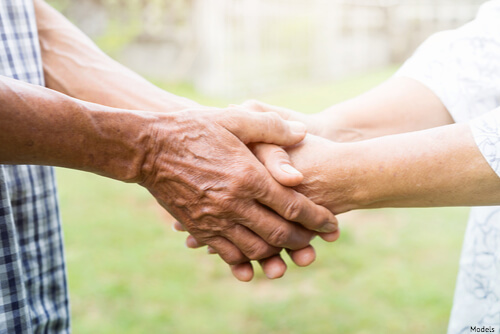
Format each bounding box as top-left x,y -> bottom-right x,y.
250,143 -> 303,187
221,108 -> 307,146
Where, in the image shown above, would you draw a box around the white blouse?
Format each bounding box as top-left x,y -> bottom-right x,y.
396,1 -> 500,332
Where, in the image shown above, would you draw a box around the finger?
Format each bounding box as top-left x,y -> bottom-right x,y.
207,246 -> 217,254
206,237 -> 249,265
250,143 -> 303,187
242,203 -> 314,250
319,230 -> 341,242
221,108 -> 307,146
172,220 -> 186,231
240,100 -> 323,137
256,178 -> 338,234
173,221 -> 210,248
241,100 -> 294,120
230,263 -> 254,282
286,245 -> 316,267
222,224 -> 282,261
185,235 -> 205,248
259,255 -> 287,279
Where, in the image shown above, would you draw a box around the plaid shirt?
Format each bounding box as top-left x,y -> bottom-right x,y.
0,1 -> 70,333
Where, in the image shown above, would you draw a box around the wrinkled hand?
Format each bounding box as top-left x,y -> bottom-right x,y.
239,100 -> 349,213
140,107 -> 338,270
174,104 -> 340,281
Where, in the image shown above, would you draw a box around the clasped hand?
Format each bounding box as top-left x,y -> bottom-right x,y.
140,105 -> 339,281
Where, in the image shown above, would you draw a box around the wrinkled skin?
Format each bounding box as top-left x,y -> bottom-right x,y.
175,113 -> 341,281
140,108 -> 338,266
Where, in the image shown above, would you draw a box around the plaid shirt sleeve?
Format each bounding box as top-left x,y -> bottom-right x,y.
0,1 -> 70,333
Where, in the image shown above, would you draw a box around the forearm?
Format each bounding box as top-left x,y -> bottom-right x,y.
288,124 -> 500,214
0,75 -> 152,182
347,123 -> 499,209
37,1 -> 451,143
315,77 -> 454,142
34,0 -> 199,112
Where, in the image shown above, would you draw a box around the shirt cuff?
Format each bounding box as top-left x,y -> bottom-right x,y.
470,107 -> 500,178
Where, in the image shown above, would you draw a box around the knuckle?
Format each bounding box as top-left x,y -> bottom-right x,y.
194,216 -> 226,235
244,242 -> 274,261
249,177 -> 269,199
265,112 -> 287,134
234,164 -> 263,192
224,162 -> 270,199
283,200 -> 302,221
216,193 -> 237,212
207,238 -> 247,265
190,205 -> 219,221
266,111 -> 282,124
267,225 -> 291,246
240,163 -> 260,179
245,171 -> 262,190
244,243 -> 263,261
223,252 -> 247,265
269,146 -> 289,164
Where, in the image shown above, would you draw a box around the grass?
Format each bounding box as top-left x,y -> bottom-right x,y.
57,67 -> 468,333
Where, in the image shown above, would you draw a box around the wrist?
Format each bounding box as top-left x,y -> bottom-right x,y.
77,102 -> 157,183
0,76 -> 156,183
329,141 -> 385,210
321,141 -> 373,213
286,135 -> 367,214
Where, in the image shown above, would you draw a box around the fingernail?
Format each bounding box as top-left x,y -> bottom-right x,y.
319,222 -> 337,233
207,247 -> 216,254
288,121 -> 307,135
171,224 -> 178,232
280,164 -> 302,176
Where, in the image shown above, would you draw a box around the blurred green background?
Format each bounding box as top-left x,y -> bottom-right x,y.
57,67 -> 468,334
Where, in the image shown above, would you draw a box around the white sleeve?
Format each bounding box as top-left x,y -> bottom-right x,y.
395,0 -> 500,123
395,1 -> 500,177
470,108 -> 500,177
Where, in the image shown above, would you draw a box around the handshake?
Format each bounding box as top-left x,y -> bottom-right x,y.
9,67 -> 482,283
6,69 -> 493,284
141,100 -> 343,282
